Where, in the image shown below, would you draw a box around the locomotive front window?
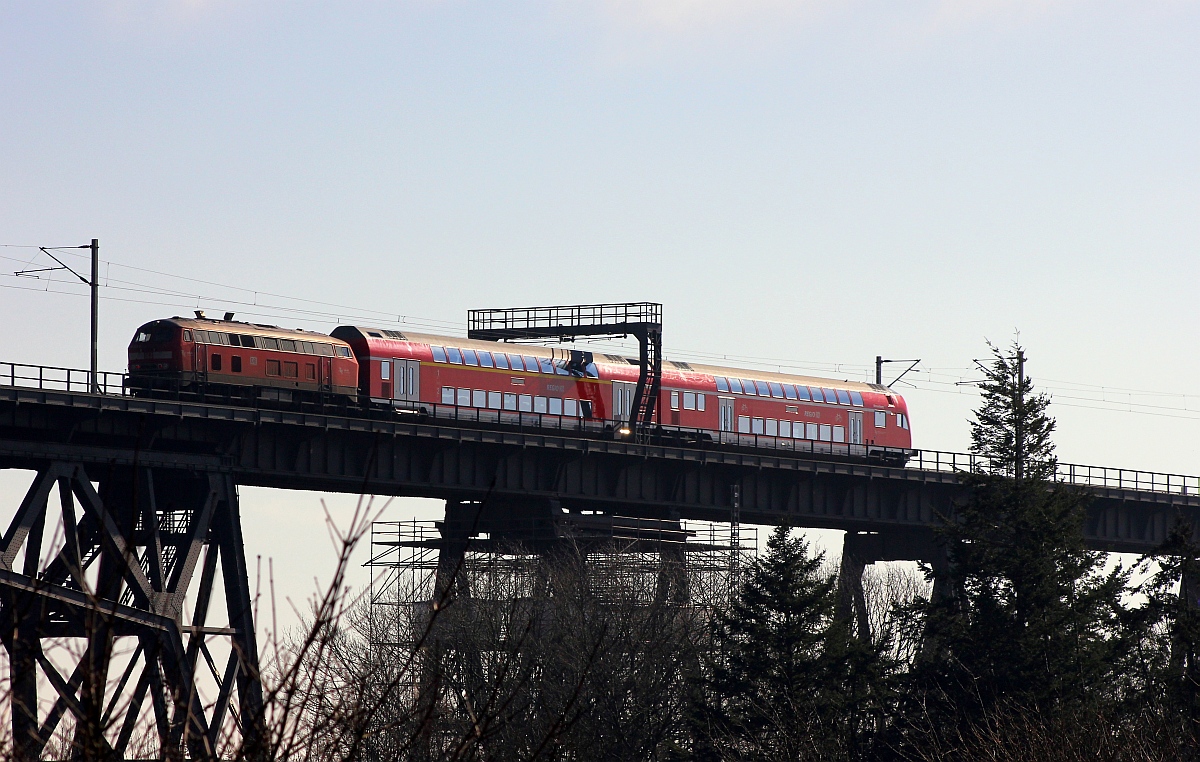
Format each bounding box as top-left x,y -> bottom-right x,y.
182,330 -> 192,342
135,324 -> 177,343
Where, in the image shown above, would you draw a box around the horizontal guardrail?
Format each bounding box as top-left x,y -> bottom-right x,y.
3,360 -> 1198,498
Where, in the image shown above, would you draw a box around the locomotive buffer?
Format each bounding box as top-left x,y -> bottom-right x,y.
467,302 -> 663,440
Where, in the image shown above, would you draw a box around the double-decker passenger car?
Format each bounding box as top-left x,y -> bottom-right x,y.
128,317 -> 912,456
128,315 -> 359,402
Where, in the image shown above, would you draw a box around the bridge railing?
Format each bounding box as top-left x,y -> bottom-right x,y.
3,361 -> 1198,498
909,449 -> 1200,496
0,361 -> 129,396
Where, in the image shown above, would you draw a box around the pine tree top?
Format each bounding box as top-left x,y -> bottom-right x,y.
970,340 -> 1057,482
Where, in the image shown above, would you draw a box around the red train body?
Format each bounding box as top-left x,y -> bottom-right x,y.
128,318 -> 913,454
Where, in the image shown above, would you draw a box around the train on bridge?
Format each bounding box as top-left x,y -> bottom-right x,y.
127,314 -> 912,454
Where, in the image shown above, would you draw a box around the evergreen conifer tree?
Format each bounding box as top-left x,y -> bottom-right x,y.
699,524 -> 889,761
907,341 -> 1131,738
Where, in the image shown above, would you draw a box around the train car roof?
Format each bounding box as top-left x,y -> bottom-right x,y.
340,327 -> 893,396
159,317 -> 353,345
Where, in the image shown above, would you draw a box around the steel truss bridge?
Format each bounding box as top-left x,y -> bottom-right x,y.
1,362 -> 1198,759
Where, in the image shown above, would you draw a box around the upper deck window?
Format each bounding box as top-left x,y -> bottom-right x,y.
741,379 -> 758,396
493,353 -> 509,370
754,380 -> 771,397
478,351 -> 494,368
538,358 -> 555,374
431,346 -> 447,363
796,385 -> 811,401
822,388 -> 838,405
524,356 -> 540,373
809,387 -> 824,403
850,391 -> 864,407
716,377 -> 729,393
836,389 -> 852,405
783,384 -> 797,400
728,378 -> 743,394
768,382 -> 785,398
462,349 -> 479,366
507,354 -> 524,371
447,347 -> 463,364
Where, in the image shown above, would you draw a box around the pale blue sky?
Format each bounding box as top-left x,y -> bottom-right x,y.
1,1 -> 1198,627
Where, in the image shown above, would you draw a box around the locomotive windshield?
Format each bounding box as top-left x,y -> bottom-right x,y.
134,323 -> 176,343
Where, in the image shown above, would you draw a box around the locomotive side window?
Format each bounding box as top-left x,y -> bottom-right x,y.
231,356 -> 242,373
316,343 -> 334,356
261,337 -> 280,350
875,411 -> 887,428
284,362 -> 298,378
431,346 -> 448,363
336,347 -> 351,357
715,377 -> 729,392
211,354 -> 222,371
279,340 -> 297,352
182,330 -> 192,342
266,360 -> 280,376
381,361 -> 390,380
305,364 -> 316,380
447,348 -> 463,364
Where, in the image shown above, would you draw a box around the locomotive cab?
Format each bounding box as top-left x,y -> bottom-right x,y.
127,319 -> 187,388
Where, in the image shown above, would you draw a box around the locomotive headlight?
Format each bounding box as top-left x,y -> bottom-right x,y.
617,425 -> 631,438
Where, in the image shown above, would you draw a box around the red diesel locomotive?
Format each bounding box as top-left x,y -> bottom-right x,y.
128,316 -> 913,454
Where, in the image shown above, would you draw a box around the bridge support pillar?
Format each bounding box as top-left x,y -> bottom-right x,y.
837,533 -> 874,643
0,464 -> 263,761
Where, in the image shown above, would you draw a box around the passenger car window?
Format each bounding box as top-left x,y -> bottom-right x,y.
850,391 -> 864,407
836,389 -> 852,405
768,382 -> 785,398
447,348 -> 463,364
538,358 -> 555,374
875,411 -> 887,428
683,392 -> 696,410
442,387 -> 455,404
503,392 -> 517,410
715,377 -> 729,392
381,361 -> 390,380
519,394 -> 533,412
488,391 -> 502,409
478,351 -> 494,368
670,391 -> 680,410
784,384 -> 797,400
696,393 -> 705,411
472,389 -> 486,407
822,388 -> 838,405
755,380 -> 771,396
462,350 -> 479,366
833,426 -> 846,443
819,424 -> 832,442
737,416 -> 750,434
728,378 -> 743,394
796,385 -> 811,401
742,379 -> 758,396
808,387 -> 824,403
780,420 -> 792,437
523,357 -> 540,373
457,388 -> 471,406
564,399 -> 578,416
765,419 -> 778,436
549,398 -> 563,415
493,353 -> 509,370
751,418 -> 764,435
431,346 -> 447,363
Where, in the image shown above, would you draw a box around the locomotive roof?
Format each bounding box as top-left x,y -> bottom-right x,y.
162,317 -> 352,345
345,327 -> 891,395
